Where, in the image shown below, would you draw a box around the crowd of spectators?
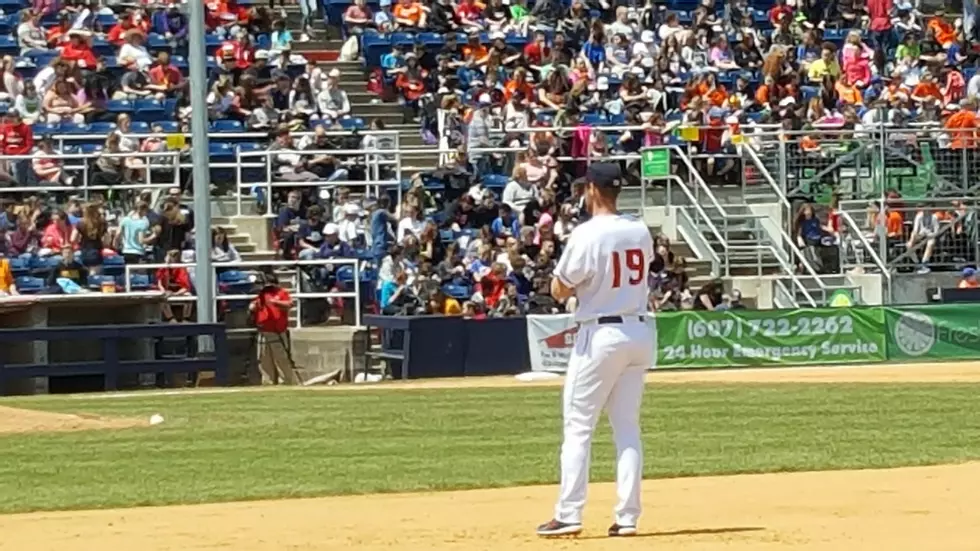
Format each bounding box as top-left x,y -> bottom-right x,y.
343,0 -> 980,188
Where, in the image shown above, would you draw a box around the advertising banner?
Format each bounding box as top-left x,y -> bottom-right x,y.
656,308 -> 887,368
885,305 -> 980,361
527,308 -> 887,372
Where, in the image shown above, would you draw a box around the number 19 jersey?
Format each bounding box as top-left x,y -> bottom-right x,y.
553,213 -> 655,323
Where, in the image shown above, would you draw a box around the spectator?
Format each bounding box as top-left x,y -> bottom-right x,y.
117,201 -> 153,264
380,269 -> 418,314
17,10 -> 49,54
369,195 -> 395,261
318,223 -> 354,259
9,214 -> 39,257
397,204 -> 424,243
155,248 -> 193,321
1,110 -> 33,185
72,202 -> 107,273
491,203 -> 520,239
250,270 -> 298,384
46,244 -> 87,289
212,227 -> 241,264
337,203 -> 363,245
908,205 -> 940,274
39,209 -> 71,256
13,81 -> 42,125
0,255 -> 18,296
502,165 -> 539,212
32,136 -> 72,186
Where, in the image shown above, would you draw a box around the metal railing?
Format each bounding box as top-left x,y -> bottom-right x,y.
123,258 -> 365,328
235,143 -> 404,217
838,198 -> 980,273
0,150 -> 181,195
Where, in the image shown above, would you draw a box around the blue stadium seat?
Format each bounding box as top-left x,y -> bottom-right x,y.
129,273 -> 152,291
96,13 -> 117,27
482,174 -> 509,190
89,122 -> 117,134
442,284 -> 472,300
129,121 -> 150,133
339,117 -> 364,130
102,255 -> 125,276
0,35 -> 17,55
218,270 -> 249,284
107,99 -> 134,113
15,276 -> 44,294
59,123 -> 91,134
32,122 -> 59,135
79,143 -> 104,154
212,119 -> 244,133
8,256 -> 28,277
152,120 -> 179,133
86,274 -> 116,290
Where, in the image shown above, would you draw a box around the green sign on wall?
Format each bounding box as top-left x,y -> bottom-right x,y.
656,308 -> 887,368
885,305 -> 980,361
641,149 -> 670,179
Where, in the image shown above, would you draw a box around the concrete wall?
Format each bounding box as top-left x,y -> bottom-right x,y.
289,326 -> 367,383
890,273 -> 960,304
847,273 -> 885,305
233,216 -> 273,252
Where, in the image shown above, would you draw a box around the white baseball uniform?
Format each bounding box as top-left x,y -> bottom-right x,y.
551,212 -> 655,528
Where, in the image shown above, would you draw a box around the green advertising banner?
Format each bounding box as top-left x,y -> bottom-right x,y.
885,305 -> 980,361
656,308 -> 887,368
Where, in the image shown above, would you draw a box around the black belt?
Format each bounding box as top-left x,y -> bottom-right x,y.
597,315 -> 645,324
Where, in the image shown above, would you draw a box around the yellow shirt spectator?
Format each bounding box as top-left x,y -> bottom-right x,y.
0,258 -> 16,295
807,58 -> 841,82
442,297 -> 462,315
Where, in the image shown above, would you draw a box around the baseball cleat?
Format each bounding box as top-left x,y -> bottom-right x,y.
536,519 -> 583,537
608,523 -> 638,537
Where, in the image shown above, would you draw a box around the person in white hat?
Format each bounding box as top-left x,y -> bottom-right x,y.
337,202 -> 364,245
315,67 -> 351,123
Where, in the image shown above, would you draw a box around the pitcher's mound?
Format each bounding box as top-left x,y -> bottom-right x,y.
0,406 -> 145,435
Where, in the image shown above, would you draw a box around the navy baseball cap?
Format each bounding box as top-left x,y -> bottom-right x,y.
586,163 -> 622,189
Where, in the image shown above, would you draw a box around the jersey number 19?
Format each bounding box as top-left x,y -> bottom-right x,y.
611,249 -> 645,288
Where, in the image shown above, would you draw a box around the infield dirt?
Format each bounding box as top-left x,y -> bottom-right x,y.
1,361 -> 979,551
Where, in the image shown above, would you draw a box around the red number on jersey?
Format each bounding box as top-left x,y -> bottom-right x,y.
611,249 -> 645,288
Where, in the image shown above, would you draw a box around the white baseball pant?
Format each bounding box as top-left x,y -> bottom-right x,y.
554,319 -> 653,527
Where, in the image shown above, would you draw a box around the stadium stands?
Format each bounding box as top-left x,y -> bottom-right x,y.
3,0 -> 980,327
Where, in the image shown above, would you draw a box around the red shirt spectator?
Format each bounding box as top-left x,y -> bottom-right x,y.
107,20 -> 135,46
1,113 -> 34,156
220,37 -> 254,70
155,265 -> 192,292
149,56 -> 183,89
60,32 -> 98,69
867,0 -> 892,32
523,35 -> 550,66
252,285 -> 292,333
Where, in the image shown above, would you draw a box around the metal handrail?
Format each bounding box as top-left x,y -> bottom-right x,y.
0,149 -> 181,194
124,258 -> 364,328
234,141 -> 403,217
837,209 -> 890,274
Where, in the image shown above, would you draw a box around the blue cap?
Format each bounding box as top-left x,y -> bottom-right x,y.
964,267 -> 976,277
586,163 -> 622,188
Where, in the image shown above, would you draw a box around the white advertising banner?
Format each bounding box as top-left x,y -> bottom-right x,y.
526,314 -> 659,373
526,314 -> 578,372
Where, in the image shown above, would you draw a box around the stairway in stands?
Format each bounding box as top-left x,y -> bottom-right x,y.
293,17 -> 443,175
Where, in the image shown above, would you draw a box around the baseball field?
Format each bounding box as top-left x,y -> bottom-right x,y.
1,362 -> 980,551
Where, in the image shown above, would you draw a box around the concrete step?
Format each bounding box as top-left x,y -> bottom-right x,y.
241,250 -> 276,262
227,233 -> 252,246
351,102 -> 404,116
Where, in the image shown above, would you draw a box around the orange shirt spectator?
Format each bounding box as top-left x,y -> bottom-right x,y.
945,106 -> 979,149
0,258 -> 15,295
885,209 -> 904,238
928,17 -> 956,48
393,0 -> 423,27
912,80 -> 942,103
958,268 -> 979,288
836,80 -> 863,105
504,77 -> 533,102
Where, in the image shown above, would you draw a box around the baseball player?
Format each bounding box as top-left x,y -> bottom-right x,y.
536,162 -> 654,538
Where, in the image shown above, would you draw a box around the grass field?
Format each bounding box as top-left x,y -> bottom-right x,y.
2,382 -> 980,515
